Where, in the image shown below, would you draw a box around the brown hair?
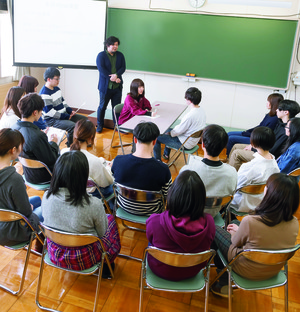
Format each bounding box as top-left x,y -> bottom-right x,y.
267,93 -> 283,117
1,86 -> 24,119
0,128 -> 24,157
129,78 -> 145,99
70,119 -> 96,151
18,75 -> 39,94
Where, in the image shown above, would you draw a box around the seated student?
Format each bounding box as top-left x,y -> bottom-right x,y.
230,127 -> 279,213
211,173 -> 299,296
146,170 -> 215,281
111,122 -> 172,216
39,67 -> 87,147
153,87 -> 206,161
0,128 -> 42,248
277,117 -> 300,174
180,124 -> 237,217
12,93 -> 59,184
226,93 -> 283,157
18,75 -> 47,130
61,119 -> 114,200
0,86 -> 25,130
118,78 -> 152,125
42,151 -> 120,276
228,99 -> 300,171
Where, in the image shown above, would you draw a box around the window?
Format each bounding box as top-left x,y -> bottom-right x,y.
0,11 -> 13,79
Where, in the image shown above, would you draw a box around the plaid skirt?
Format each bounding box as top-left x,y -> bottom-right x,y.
47,214 -> 121,271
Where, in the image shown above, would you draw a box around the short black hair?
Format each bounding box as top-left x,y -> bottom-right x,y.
47,151 -> 90,206
166,170 -> 206,221
278,100 -> 300,118
105,36 -> 120,48
133,122 -> 160,144
202,124 -> 228,157
185,87 -> 202,105
250,126 -> 275,151
17,93 -> 44,118
44,67 -> 60,81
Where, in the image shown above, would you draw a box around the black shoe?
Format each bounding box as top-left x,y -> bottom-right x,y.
211,282 -> 229,298
102,262 -> 115,279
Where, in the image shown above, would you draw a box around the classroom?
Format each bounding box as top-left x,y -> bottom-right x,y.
0,0 -> 300,311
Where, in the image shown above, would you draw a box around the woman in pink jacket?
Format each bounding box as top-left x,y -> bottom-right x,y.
118,78 -> 152,125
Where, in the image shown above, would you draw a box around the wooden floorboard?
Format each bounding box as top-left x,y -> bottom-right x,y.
1,127 -> 300,312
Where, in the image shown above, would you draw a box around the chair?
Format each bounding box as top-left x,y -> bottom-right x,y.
110,103 -> 133,155
113,182 -> 165,233
18,156 -> 52,192
0,208 -> 41,295
205,195 -> 233,227
87,178 -> 114,214
139,246 -> 216,312
226,183 -> 266,227
288,167 -> 300,177
210,245 -> 300,312
167,129 -> 203,167
36,224 -> 114,312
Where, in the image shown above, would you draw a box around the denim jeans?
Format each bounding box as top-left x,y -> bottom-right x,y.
226,131 -> 250,156
153,128 -> 182,160
97,87 -> 122,132
30,196 -> 43,222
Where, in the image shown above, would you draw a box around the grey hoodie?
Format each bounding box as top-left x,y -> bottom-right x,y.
0,166 -> 39,246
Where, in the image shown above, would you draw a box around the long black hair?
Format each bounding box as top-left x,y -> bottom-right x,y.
281,117 -> 300,154
255,173 -> 299,226
47,151 -> 90,206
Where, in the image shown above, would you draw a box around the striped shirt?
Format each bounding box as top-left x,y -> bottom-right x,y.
39,85 -> 72,121
112,154 -> 172,216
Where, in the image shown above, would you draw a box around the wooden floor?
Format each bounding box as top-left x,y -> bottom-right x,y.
1,128 -> 300,312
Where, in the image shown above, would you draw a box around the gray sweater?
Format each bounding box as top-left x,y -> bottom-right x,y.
0,166 -> 40,245
42,188 -> 108,238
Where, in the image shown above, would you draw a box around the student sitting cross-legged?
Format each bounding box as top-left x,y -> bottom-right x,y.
111,122 -> 172,216
230,126 -> 279,213
153,87 -> 206,161
180,124 -> 237,217
146,170 -> 215,281
42,151 -> 120,277
277,117 -> 300,174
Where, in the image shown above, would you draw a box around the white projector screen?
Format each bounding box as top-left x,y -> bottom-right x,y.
13,0 -> 107,69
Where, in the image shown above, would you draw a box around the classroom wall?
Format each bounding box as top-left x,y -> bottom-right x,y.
30,0 -> 300,129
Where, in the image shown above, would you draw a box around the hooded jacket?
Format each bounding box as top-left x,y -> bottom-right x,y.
0,166 -> 39,246
146,210 -> 215,281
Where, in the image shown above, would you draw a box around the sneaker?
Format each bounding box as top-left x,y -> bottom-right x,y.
211,282 -> 229,298
162,154 -> 169,160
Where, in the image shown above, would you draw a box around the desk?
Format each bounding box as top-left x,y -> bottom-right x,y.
120,101 -> 187,134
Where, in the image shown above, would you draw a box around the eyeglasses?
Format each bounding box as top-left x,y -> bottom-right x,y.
285,126 -> 290,130
52,78 -> 60,81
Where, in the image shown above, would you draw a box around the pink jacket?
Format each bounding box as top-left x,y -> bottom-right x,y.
118,94 -> 152,125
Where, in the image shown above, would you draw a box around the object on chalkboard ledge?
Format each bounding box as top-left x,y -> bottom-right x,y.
186,73 -> 196,77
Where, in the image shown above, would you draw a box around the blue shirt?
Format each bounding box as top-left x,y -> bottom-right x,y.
277,141 -> 300,174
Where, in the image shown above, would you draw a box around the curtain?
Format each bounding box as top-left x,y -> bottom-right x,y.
6,0 -> 30,81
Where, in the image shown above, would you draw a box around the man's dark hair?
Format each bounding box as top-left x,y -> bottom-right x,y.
184,87 -> 202,105
133,122 -> 159,144
278,100 -> 300,118
202,124 -> 228,157
43,67 -> 60,81
105,36 -> 120,48
250,126 -> 275,151
17,93 -> 44,118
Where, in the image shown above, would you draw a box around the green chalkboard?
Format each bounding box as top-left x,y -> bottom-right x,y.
107,8 -> 298,89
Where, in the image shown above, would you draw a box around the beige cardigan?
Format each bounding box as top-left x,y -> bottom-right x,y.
228,215 -> 299,280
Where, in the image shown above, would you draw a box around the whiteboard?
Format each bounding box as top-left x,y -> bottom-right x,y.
13,0 -> 107,69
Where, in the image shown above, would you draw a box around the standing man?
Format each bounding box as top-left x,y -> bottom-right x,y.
96,36 -> 126,133
39,67 -> 87,147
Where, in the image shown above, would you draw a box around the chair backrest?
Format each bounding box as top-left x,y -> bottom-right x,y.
113,103 -> 124,126
288,167 -> 300,177
18,156 -> 52,176
114,182 -> 164,204
41,223 -> 100,248
0,208 -> 36,232
190,129 -> 203,139
237,183 -> 266,195
206,195 -> 233,209
145,246 -> 216,268
232,245 -> 300,266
